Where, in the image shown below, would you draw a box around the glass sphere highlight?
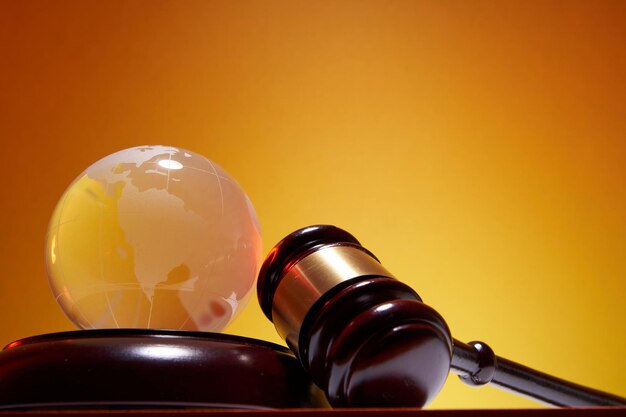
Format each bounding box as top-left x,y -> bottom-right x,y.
45,145 -> 262,332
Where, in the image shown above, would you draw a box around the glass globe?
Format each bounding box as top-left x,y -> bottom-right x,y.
45,145 -> 262,332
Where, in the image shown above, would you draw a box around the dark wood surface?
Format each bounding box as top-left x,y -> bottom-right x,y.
0,407 -> 625,416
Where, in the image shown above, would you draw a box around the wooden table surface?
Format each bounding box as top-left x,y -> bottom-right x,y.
1,408 -> 625,417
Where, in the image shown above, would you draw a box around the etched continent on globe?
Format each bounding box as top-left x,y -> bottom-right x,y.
45,146 -> 262,332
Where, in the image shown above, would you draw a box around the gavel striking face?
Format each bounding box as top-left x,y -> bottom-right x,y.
257,225 -> 626,408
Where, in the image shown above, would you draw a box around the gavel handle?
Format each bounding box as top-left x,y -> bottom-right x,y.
451,339 -> 626,406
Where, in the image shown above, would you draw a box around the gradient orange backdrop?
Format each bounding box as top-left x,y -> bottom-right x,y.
1,0 -> 625,409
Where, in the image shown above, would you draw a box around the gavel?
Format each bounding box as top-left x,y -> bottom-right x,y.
257,225 -> 626,408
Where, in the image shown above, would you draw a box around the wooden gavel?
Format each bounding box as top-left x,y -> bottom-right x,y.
257,225 -> 626,408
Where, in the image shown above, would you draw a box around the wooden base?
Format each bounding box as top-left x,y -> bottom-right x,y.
0,330 -> 327,410
0,407 -> 625,416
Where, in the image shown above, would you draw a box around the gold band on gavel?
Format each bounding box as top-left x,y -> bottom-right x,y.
271,244 -> 396,352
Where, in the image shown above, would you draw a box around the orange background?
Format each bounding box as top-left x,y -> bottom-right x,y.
1,0 -> 625,409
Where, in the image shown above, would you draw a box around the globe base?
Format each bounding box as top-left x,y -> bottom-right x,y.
0,330 -> 328,410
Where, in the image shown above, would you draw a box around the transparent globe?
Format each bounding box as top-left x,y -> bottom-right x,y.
45,145 -> 262,332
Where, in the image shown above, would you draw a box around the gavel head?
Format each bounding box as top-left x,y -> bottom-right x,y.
257,225 -> 453,408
